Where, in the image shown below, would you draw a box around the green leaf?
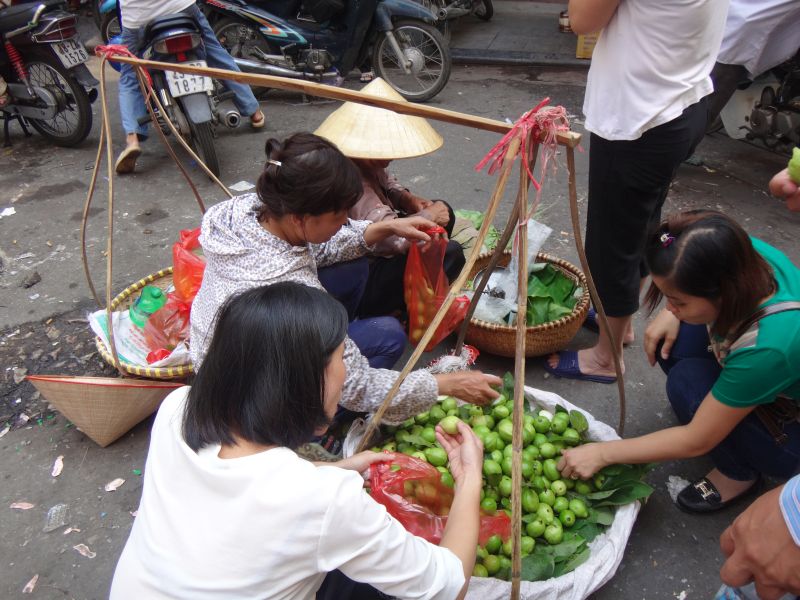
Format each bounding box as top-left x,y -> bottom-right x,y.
521,552 -> 555,582
502,372 -> 515,400
548,271 -> 577,304
454,209 -> 485,230
553,546 -> 591,577
568,410 -> 589,434
527,296 -> 551,326
599,463 -> 654,490
571,520 -> 603,542
584,489 -> 617,500
546,302 -> 573,321
549,535 -> 586,560
593,481 -> 655,506
403,433 -> 434,448
587,506 -> 615,525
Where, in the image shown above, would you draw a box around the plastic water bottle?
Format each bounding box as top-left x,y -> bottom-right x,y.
129,286 -> 166,328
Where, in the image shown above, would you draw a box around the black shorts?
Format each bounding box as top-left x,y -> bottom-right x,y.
585,98 -> 708,317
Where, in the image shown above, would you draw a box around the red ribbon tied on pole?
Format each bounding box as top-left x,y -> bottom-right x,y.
474,98 -> 570,193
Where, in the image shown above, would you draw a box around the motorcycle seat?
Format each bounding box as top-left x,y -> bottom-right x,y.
0,0 -> 65,35
144,14 -> 201,43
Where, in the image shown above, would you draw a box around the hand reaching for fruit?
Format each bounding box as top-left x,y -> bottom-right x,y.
436,418 -> 484,487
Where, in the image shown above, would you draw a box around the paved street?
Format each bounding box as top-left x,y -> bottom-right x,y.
1,8 -> 799,598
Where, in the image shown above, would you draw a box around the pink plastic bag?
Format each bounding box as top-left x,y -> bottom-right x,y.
172,228 -> 205,303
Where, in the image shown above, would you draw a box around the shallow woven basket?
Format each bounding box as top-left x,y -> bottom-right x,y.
463,251 -> 590,357
94,267 -> 194,380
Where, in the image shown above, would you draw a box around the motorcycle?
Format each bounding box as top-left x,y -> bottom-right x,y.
134,11 -> 246,176
712,50 -> 800,154
0,0 -> 97,147
199,0 -> 451,102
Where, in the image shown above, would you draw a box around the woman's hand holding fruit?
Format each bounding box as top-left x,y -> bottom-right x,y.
436,418 -> 484,488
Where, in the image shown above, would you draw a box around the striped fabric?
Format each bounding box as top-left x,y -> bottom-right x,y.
780,475 -> 800,546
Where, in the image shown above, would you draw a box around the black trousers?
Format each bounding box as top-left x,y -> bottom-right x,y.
584,98 -> 708,317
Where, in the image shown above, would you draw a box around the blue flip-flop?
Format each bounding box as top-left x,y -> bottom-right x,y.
543,349 -> 617,384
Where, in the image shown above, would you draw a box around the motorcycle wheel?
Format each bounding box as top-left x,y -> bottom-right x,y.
188,119 -> 221,177
25,51 -> 93,147
100,10 -> 121,44
473,0 -> 493,21
372,21 -> 451,103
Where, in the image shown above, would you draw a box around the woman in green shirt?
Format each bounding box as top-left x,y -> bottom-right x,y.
558,210 -> 800,513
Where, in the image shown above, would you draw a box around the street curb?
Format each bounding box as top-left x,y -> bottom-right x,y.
451,48 -> 590,68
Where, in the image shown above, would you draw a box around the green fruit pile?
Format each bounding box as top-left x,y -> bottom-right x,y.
373,373 -> 653,582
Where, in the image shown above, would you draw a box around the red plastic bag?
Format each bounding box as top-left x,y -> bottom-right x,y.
173,228 -> 205,303
143,294 -> 191,358
370,454 -> 511,545
404,230 -> 469,351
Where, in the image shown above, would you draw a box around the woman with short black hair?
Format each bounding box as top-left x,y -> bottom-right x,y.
557,211 -> 800,514
112,282 -> 484,599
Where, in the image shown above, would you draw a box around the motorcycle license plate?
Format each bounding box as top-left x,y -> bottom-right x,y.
166,61 -> 213,98
53,39 -> 89,69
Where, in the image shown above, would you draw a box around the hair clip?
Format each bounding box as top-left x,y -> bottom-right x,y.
660,232 -> 675,248
267,159 -> 282,168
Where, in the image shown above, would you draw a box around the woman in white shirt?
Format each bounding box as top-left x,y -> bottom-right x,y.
111,281 -> 483,599
546,0 -> 728,383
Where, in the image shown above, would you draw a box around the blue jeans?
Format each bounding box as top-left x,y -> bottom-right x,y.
318,258 -> 406,370
118,4 -> 260,138
658,323 -> 800,481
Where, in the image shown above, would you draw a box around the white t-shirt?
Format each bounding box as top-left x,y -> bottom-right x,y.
110,388 -> 465,600
717,0 -> 800,78
119,0 -> 196,29
583,0 -> 729,141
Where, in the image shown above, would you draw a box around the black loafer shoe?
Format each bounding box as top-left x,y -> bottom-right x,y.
676,476 -> 761,514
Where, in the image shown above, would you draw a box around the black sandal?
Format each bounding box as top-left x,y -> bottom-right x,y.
676,476 -> 761,514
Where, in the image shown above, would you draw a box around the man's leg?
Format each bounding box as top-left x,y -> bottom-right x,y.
187,5 -> 263,125
348,317 -> 407,369
115,26 -> 149,174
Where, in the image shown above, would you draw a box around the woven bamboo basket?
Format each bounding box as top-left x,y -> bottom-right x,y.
463,251 -> 590,357
94,267 -> 194,380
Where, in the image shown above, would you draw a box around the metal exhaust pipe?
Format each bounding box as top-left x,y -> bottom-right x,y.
232,57 -> 305,79
222,109 -> 241,128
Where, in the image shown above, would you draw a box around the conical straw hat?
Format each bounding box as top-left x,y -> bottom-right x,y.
315,78 -> 443,160
27,375 -> 182,447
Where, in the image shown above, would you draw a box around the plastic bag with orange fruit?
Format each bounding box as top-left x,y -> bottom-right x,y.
404,230 -> 469,351
369,454 -> 511,545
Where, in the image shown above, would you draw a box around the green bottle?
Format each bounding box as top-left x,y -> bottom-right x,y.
129,286 -> 166,327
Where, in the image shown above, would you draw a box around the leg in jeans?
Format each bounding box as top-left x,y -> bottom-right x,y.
186,5 -> 260,118
318,258 -> 370,321
666,358 -> 800,481
118,25 -> 149,139
348,317 -> 406,369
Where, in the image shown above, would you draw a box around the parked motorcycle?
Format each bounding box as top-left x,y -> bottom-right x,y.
428,0 -> 492,23
135,11 -> 247,176
199,0 -> 451,102
0,0 -> 97,147
711,50 -> 799,154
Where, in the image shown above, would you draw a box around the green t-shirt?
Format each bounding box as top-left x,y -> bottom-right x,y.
712,238 -> 800,408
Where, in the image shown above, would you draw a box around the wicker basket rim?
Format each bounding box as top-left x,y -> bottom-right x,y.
94,267 -> 194,378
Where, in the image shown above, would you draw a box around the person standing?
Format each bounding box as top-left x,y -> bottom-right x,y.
114,0 -> 265,174
546,0 -> 729,383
